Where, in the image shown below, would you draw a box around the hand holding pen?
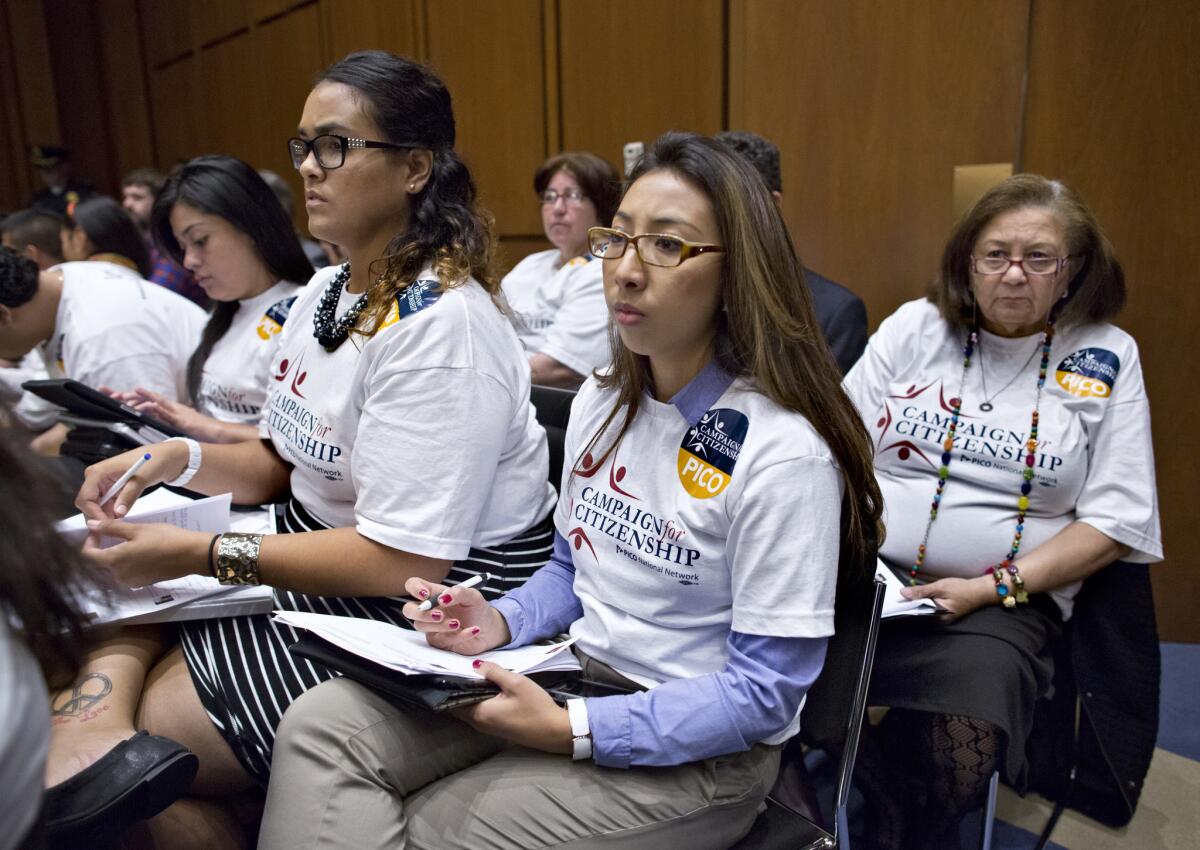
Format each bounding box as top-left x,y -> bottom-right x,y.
403,573 -> 511,655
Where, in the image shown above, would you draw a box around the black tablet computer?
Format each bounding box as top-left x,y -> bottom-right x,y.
22,378 -> 185,439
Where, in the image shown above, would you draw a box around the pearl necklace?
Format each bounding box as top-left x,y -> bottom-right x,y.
312,263 -> 369,351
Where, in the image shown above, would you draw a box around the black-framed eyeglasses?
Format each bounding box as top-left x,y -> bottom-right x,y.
540,188 -> 586,206
971,254 -> 1074,276
588,226 -> 724,268
287,134 -> 413,171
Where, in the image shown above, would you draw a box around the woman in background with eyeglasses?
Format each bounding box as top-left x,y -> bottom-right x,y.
42,51 -> 555,847
843,174 -> 1161,849
257,132 -> 882,850
500,151 -> 620,388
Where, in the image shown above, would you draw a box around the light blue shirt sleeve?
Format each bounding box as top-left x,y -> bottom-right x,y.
492,531 -> 583,646
493,532 -> 829,769
585,632 -> 828,768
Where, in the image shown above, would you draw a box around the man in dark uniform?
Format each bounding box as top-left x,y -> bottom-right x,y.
28,145 -> 94,217
715,131 -> 869,374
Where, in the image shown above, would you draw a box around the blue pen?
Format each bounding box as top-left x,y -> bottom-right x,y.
99,452 -> 152,506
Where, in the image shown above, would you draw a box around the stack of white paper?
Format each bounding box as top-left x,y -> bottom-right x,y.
58,489 -> 275,625
274,610 -> 581,679
876,559 -> 942,619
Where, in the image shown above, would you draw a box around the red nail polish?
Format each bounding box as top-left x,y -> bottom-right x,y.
472,659 -> 483,669
469,626 -> 481,636
447,620 -> 460,630
430,610 -> 443,621
439,593 -> 453,605
417,588 -> 430,599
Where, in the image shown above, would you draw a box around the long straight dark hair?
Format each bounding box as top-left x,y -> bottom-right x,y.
0,420 -> 95,686
69,196 -> 151,277
314,51 -> 497,336
152,155 -> 314,403
579,132 -> 883,558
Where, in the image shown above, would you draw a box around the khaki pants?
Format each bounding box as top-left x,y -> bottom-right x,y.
259,663 -> 779,849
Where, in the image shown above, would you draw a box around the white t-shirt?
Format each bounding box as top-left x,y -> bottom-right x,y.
38,261 -> 206,401
0,625 -> 48,850
556,375 -> 841,737
260,264 -> 556,559
197,281 -> 302,423
500,249 -> 610,376
844,299 -> 1162,617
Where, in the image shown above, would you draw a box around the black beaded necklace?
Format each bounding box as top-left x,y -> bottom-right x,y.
312,263 -> 369,351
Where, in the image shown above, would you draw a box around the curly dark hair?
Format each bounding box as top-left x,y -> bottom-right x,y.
314,51 -> 497,336
0,245 -> 40,308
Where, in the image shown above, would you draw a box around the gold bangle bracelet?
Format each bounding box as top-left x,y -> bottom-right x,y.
214,532 -> 264,586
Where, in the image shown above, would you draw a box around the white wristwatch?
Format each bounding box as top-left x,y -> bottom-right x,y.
165,437 -> 202,487
566,698 -> 593,761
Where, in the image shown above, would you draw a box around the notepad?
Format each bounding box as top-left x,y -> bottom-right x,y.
876,559 -> 943,619
273,610 -> 582,679
57,490 -> 234,548
58,489 -> 275,625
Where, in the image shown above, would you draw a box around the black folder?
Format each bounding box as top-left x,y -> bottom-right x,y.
289,634 -> 636,712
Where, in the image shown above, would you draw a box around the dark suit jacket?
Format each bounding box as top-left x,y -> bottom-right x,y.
804,267 -> 868,374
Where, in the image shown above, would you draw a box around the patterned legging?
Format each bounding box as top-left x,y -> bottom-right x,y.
854,708 -> 1003,850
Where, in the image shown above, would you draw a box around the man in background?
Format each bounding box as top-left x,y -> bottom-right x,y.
121,168 -> 209,307
715,131 -> 868,373
28,145 -> 93,217
1,208 -> 65,270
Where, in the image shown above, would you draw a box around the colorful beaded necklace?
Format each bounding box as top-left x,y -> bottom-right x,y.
910,318 -> 1056,607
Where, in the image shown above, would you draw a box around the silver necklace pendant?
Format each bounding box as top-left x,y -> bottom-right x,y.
979,401 -> 995,412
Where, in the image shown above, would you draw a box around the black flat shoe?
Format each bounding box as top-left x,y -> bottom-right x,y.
43,730 -> 199,848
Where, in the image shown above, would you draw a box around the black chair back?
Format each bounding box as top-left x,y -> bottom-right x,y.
529,384 -> 576,491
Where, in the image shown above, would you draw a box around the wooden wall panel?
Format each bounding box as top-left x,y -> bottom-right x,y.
320,0 -> 420,65
149,59 -> 198,169
44,0 -> 117,194
0,0 -> 55,210
1022,0 -> 1200,642
559,0 -> 724,169
95,0 -> 155,181
426,0 -> 546,236
196,34 -> 260,163
252,4 -> 325,228
139,0 -> 191,67
729,0 -> 1028,331
193,0 -> 248,47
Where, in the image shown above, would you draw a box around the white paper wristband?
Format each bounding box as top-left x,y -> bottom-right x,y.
165,437 -> 202,488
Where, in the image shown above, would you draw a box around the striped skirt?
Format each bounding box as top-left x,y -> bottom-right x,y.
179,498 -> 555,783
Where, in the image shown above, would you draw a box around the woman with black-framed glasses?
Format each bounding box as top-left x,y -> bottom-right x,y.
42,50 -> 556,846
844,174 -> 1161,848
499,151 -> 620,389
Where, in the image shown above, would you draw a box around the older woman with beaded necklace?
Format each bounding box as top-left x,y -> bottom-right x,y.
843,174 -> 1162,849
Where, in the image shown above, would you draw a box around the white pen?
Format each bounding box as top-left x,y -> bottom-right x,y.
99,452 -> 152,507
417,573 -> 486,612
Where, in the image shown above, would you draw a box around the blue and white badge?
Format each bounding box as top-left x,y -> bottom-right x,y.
677,408 -> 749,498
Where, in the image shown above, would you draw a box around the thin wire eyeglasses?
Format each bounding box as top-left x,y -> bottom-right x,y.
540,188 -> 586,206
971,255 -> 1073,276
588,226 -> 724,268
